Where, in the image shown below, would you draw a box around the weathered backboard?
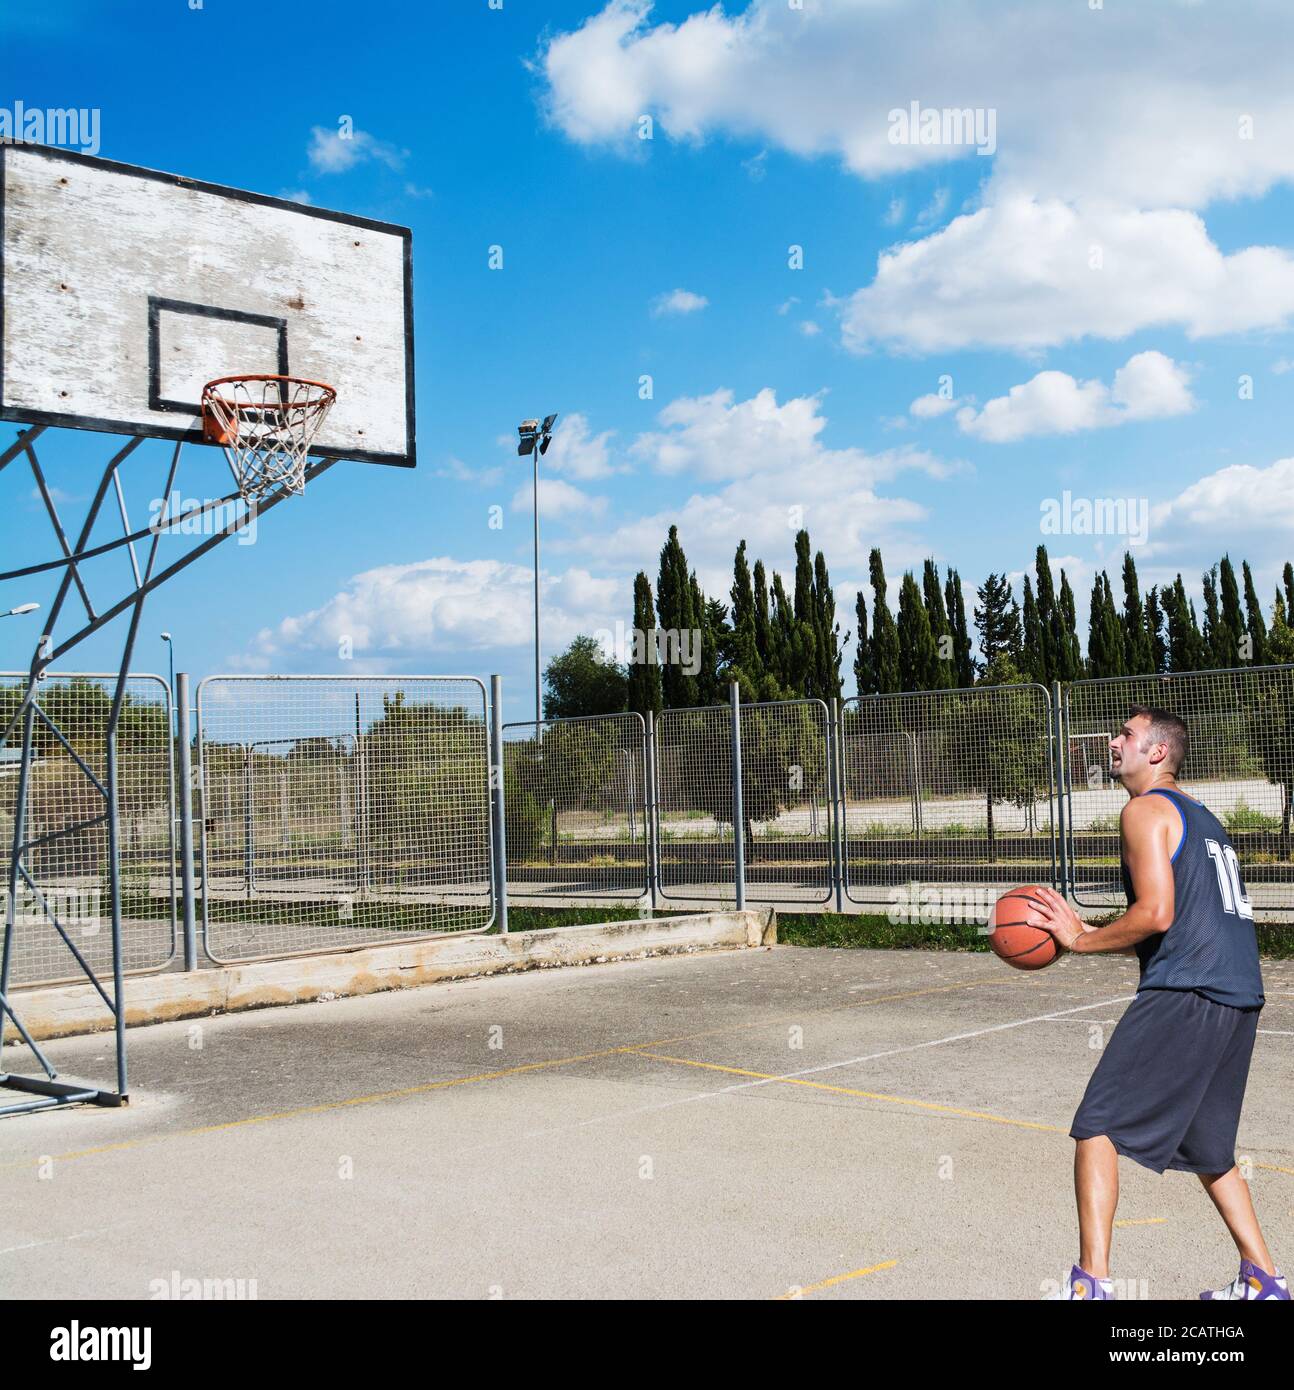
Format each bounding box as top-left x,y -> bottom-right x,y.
0,145 -> 414,466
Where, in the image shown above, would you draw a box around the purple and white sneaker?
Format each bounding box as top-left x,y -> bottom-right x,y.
1200,1259 -> 1289,1301
1047,1264 -> 1114,1300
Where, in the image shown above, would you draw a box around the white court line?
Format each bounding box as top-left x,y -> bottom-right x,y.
482,993 -> 1137,1149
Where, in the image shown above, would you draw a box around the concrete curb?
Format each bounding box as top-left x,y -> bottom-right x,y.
10,909 -> 779,1042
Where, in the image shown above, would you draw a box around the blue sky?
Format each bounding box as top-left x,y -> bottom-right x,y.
3,0 -> 1294,721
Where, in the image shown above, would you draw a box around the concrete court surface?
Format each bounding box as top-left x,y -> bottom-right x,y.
1,945 -> 1291,1301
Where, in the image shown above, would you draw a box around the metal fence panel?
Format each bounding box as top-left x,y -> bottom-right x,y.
655,698 -> 832,904
1065,665 -> 1294,915
0,672 -> 176,987
196,676 -> 494,962
502,713 -> 648,899
841,685 -> 1056,909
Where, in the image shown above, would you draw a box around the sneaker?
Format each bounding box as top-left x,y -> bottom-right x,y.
1200,1259 -> 1290,1301
1047,1264 -> 1114,1300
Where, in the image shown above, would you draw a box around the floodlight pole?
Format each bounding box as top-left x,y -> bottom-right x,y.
533,443 -> 541,747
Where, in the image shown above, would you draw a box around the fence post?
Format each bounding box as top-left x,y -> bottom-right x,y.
175,673 -> 198,972
490,674 -> 509,935
645,710 -> 659,911
829,697 -> 843,912
242,743 -> 254,901
1052,680 -> 1069,899
730,681 -> 746,910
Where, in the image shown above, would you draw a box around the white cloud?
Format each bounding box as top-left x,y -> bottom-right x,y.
511,475 -> 608,519
955,351 -> 1194,442
540,1 -> 1294,211
307,125 -> 406,175
539,412 -> 620,479
541,2 -> 1294,353
844,198 -> 1294,353
436,456 -> 502,486
883,197 -> 905,227
651,287 -> 709,317
279,189 -> 313,205
798,321 -> 821,337
909,392 -> 958,419
1154,456 -> 1294,534
252,558 -> 621,663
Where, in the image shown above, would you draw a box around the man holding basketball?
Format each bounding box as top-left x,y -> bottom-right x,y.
1027,706 -> 1287,1301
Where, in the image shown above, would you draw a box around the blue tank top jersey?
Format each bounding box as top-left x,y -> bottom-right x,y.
1120,788 -> 1264,1010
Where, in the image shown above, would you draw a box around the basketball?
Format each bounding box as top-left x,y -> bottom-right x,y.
988,884 -> 1060,971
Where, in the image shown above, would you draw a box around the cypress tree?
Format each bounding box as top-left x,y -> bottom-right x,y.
627,572 -> 663,720
656,526 -> 699,707
1218,555 -> 1244,666
1145,585 -> 1168,673
922,559 -> 954,687
813,549 -> 846,701
854,589 -> 874,698
1202,566 -> 1226,668
753,559 -> 772,672
1242,561 -> 1268,665
869,548 -> 901,694
729,541 -> 761,687
897,572 -> 939,692
1020,574 -> 1043,682
1284,561 -> 1294,620
1056,571 -> 1083,680
1165,575 -> 1207,671
690,573 -> 721,705
1121,553 -> 1154,675
1034,545 -> 1059,684
945,568 -> 975,685
770,572 -> 797,695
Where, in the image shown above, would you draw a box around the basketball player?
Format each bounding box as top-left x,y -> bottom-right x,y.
1026,707 -> 1287,1301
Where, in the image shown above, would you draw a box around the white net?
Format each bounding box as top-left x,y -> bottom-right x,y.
202,376 -> 335,499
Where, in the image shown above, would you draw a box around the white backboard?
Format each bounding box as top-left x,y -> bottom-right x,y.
0,145 -> 414,466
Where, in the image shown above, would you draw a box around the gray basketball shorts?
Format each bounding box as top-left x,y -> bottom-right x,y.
1070,988 -> 1260,1175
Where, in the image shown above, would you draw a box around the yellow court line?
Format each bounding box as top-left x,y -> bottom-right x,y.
1114,1217 -> 1168,1228
4,976 -> 1001,1169
773,1259 -> 899,1300
625,1050 -> 1065,1132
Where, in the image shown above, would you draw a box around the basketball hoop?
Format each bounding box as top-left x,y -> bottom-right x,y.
202,375 -> 337,500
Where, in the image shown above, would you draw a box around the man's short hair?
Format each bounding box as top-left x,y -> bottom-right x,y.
1128,705 -> 1189,774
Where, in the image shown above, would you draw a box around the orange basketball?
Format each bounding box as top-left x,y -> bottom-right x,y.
988,884 -> 1060,971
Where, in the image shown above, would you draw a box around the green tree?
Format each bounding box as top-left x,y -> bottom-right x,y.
656,525 -> 699,708
897,572 -> 939,692
853,588 -> 874,698
1242,561 -> 1268,665
973,572 -> 1021,669
627,572 -> 663,721
813,548 -> 847,701
1145,585 -> 1168,673
1056,571 -> 1084,680
543,636 -> 628,719
1034,545 -> 1059,684
1087,572 -> 1125,678
1218,555 -> 1244,667
922,559 -> 954,688
945,568 -> 975,686
1020,574 -> 1044,684
1121,553 -> 1154,675
868,548 -> 901,694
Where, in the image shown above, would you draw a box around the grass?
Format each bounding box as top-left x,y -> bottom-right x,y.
1223,800 -> 1284,833
490,905 -> 1294,959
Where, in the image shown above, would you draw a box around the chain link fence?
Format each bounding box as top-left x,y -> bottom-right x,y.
653,698 -> 833,903
841,685 -> 1056,910
1,672 -> 176,987
196,676 -> 494,962
1065,665 -> 1294,914
502,713 -> 649,899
